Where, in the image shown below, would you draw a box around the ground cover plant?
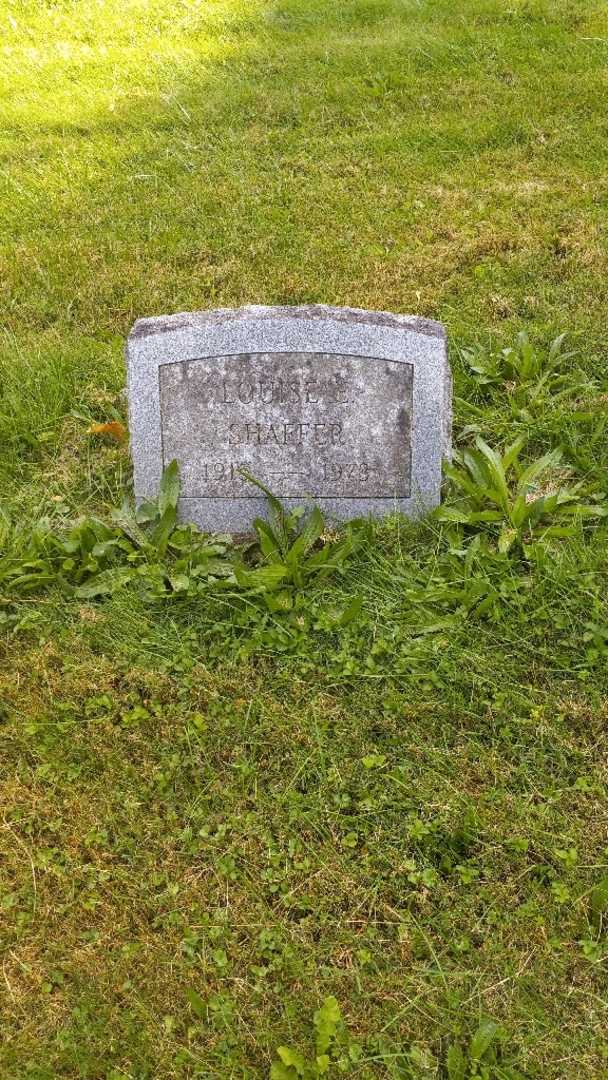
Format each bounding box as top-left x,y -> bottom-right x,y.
2,0 -> 608,1076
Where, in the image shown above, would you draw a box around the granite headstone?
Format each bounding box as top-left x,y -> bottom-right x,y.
127,305 -> 451,532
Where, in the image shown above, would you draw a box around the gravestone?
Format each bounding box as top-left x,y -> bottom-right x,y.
127,305 -> 451,532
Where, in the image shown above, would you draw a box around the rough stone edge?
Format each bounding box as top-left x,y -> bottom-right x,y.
128,304 -> 446,343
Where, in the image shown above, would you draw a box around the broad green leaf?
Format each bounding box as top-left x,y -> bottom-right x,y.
538,525 -> 577,539
548,331 -> 568,362
590,876 -> 608,927
239,470 -> 289,552
436,507 -> 476,523
253,517 -> 282,560
303,545 -> 332,573
338,594 -> 363,626
438,508 -> 503,525
517,448 -> 562,494
558,503 -> 608,518
135,498 -> 159,524
284,511 -> 328,583
474,439 -> 509,511
193,557 -> 233,578
277,1046 -> 307,1075
265,588 -> 293,612
462,447 -> 494,496
169,573 -> 190,592
158,459 -> 180,514
91,538 -> 123,559
463,510 -> 504,523
7,571 -> 58,593
472,594 -> 498,617
446,1042 -> 467,1080
502,435 -> 526,472
443,461 -> 483,500
270,1065 -> 296,1080
409,1044 -> 437,1070
469,1017 -> 501,1061
75,566 -> 136,598
362,753 -> 386,768
184,987 -> 206,1018
527,369 -> 553,403
498,525 -> 517,554
284,543 -> 308,587
296,507 -> 325,556
525,497 -> 552,530
516,334 -> 536,379
110,505 -> 149,549
234,563 -> 289,590
150,505 -> 177,556
314,996 -> 341,1055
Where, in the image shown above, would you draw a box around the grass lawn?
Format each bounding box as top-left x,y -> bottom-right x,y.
2,0 -> 608,1076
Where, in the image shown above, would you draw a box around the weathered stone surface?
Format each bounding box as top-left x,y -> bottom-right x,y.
127,304 -> 451,532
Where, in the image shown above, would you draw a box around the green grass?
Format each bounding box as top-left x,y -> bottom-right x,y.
2,0 -> 608,1076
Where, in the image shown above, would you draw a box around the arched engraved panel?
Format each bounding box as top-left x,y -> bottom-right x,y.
159,352 -> 413,499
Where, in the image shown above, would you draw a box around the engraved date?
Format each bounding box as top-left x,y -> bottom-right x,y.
197,461 -> 374,488
201,461 -> 248,481
323,462 -> 371,483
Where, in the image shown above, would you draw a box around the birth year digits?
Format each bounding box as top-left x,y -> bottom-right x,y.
202,462 -> 247,481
